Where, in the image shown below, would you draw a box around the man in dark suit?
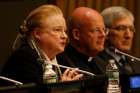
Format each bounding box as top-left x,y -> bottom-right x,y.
96,7 -> 140,93
96,6 -> 140,75
57,7 -> 107,93
57,7 -> 106,76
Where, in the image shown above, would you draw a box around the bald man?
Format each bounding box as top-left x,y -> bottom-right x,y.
57,7 -> 107,93
57,7 -> 106,77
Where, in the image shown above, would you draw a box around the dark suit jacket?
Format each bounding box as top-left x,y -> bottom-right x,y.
96,48 -> 140,93
57,44 -> 105,75
95,48 -> 140,75
57,44 -> 107,93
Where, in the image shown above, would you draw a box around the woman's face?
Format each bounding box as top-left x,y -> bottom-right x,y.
34,15 -> 67,57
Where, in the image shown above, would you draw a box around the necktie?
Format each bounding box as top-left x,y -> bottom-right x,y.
119,57 -> 133,74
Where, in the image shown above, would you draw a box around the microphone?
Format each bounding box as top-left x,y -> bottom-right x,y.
0,76 -> 23,85
29,36 -> 95,77
47,62 -> 95,77
115,48 -> 140,62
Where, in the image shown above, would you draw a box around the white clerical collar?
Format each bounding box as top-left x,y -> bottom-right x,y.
88,57 -> 93,62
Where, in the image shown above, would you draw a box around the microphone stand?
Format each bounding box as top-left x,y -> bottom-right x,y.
0,76 -> 23,86
29,38 -> 95,77
29,38 -> 43,60
115,49 -> 140,62
48,62 -> 95,76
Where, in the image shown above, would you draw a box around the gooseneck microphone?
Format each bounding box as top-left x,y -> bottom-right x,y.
0,76 -> 23,85
115,48 -> 140,62
48,62 -> 95,76
29,38 -> 95,77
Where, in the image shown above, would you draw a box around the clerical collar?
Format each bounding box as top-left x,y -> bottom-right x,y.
88,57 -> 93,62
66,44 -> 93,63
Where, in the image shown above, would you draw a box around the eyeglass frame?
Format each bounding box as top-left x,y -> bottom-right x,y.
107,25 -> 135,33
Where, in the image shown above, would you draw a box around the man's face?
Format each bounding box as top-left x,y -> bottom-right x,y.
108,17 -> 134,52
78,15 -> 106,55
35,15 -> 67,55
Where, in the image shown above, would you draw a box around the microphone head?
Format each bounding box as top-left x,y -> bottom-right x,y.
109,47 -> 120,54
113,48 -> 140,62
114,48 -> 120,54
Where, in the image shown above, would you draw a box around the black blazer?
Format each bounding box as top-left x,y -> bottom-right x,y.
95,49 -> 140,75
1,43 -> 43,84
57,44 -> 106,75
57,44 -> 107,93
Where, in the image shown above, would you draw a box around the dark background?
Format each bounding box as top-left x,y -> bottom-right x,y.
0,0 -> 140,72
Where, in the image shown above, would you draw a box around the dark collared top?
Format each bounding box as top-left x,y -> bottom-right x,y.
57,44 -> 104,75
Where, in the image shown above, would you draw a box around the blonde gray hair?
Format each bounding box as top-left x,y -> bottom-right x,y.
20,4 -> 63,34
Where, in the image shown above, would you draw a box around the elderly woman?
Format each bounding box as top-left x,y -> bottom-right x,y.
1,4 -> 82,85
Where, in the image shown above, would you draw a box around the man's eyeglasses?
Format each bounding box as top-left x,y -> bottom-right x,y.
110,25 -> 135,32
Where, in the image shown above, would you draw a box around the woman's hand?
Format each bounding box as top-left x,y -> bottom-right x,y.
61,68 -> 83,82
